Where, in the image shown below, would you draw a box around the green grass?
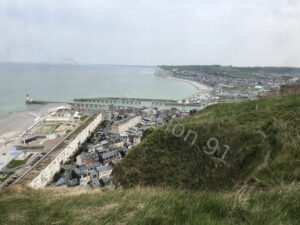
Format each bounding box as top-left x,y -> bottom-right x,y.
160,65 -> 300,79
1,90 -> 300,224
36,124 -> 59,133
112,95 -> 300,190
0,173 -> 13,184
0,185 -> 299,225
6,154 -> 33,169
16,146 -> 43,150
80,115 -> 89,121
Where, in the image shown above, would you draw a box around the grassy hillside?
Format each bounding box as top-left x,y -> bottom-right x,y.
1,87 -> 299,225
160,65 -> 300,78
0,185 -> 300,225
112,94 -> 300,190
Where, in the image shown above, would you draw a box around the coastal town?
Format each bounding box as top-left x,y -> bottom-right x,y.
1,66 -> 300,190
2,1 -> 300,223
0,98 -> 189,189
52,107 -> 186,189
157,65 -> 300,104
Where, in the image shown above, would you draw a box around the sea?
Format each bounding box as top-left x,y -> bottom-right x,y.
0,63 -> 197,118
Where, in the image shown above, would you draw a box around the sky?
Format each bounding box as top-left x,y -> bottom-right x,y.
1,0 -> 300,66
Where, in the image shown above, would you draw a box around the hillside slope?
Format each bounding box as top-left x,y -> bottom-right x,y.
1,88 -> 300,225
112,95 -> 300,190
0,185 -> 300,225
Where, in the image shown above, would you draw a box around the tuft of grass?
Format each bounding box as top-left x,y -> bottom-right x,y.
279,84 -> 300,96
0,185 -> 299,225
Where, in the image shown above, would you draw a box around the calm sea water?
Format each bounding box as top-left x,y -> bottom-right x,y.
0,63 -> 197,118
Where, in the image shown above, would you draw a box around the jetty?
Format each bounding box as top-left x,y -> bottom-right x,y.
26,96 -> 205,111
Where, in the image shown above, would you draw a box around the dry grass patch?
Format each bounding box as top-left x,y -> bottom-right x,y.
98,203 -> 119,219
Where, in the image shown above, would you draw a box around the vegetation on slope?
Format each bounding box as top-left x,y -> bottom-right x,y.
0,185 -> 300,225
1,86 -> 300,225
112,93 -> 300,190
280,84 -> 300,96
160,65 -> 300,79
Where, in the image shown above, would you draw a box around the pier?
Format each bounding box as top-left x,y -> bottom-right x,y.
26,99 -> 69,105
73,97 -> 204,110
26,96 -> 205,111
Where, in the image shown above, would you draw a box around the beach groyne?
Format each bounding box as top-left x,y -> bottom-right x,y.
26,100 -> 67,105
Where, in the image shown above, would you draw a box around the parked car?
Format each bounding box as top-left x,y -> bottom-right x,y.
25,164 -> 32,169
7,179 -> 15,184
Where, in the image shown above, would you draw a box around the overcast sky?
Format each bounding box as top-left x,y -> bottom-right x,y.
1,0 -> 300,66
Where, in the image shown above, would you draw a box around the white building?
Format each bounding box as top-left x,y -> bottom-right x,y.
111,116 -> 142,134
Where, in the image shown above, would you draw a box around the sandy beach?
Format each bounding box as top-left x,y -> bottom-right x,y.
165,73 -> 212,95
0,103 -> 69,172
0,103 -> 67,143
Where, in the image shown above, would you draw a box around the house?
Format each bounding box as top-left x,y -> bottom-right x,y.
67,178 -> 79,187
133,136 -> 141,146
79,175 -> 90,186
90,169 -> 99,179
76,152 -> 99,165
128,133 -> 141,146
100,151 -> 117,164
100,140 -> 109,148
100,176 -> 110,186
240,93 -> 249,98
90,178 -> 101,188
96,164 -> 113,178
64,170 -> 79,187
120,133 -> 129,142
110,141 -> 124,149
55,178 -> 66,187
96,148 -> 109,155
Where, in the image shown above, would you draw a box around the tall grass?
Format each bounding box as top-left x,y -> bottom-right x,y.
112,95 -> 300,190
0,185 -> 299,225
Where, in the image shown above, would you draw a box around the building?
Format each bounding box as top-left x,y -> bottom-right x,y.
76,152 -> 99,165
141,108 -> 154,118
19,114 -> 103,188
100,151 -> 117,164
110,141 -> 123,149
133,136 -> 141,146
128,133 -> 142,146
111,115 -> 142,134
45,107 -> 75,124
97,165 -> 113,178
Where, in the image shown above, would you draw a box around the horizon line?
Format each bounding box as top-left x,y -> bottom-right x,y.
1,61 -> 300,69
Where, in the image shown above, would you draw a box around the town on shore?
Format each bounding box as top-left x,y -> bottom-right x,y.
157,65 -> 300,103
1,65 -> 299,189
